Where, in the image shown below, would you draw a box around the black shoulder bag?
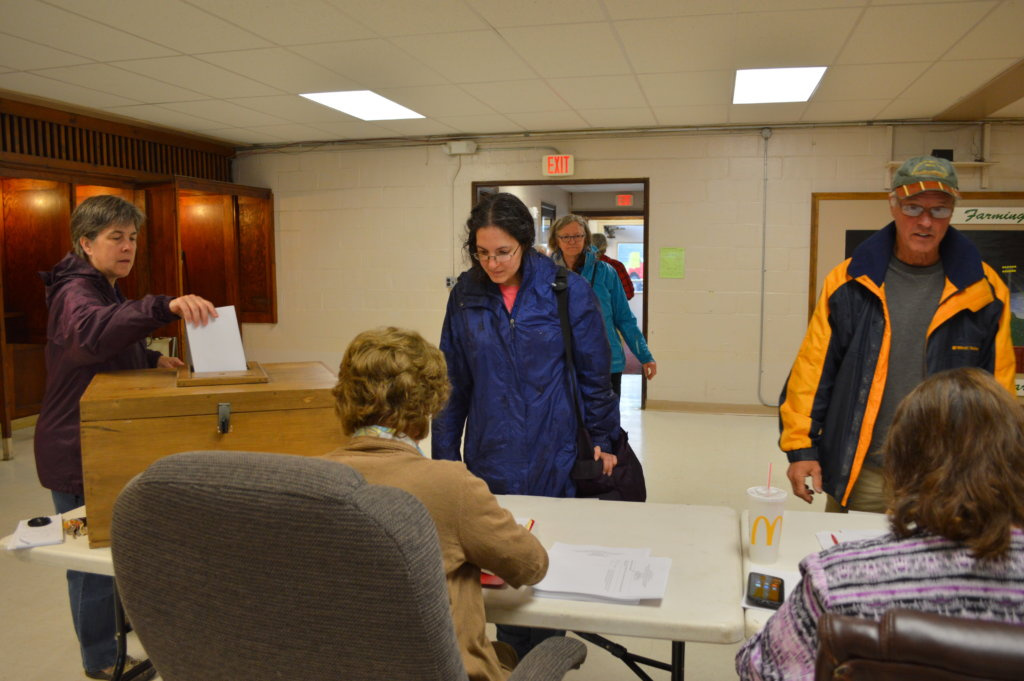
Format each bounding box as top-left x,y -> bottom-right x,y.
553,267 -> 647,502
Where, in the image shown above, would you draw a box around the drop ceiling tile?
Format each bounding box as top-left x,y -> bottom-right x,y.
241,123 -> 338,142
34,64 -> 206,103
227,95 -> 353,123
604,0 -> 735,20
0,33 -> 91,70
991,98 -> 1024,117
1,1 -> 176,61
102,104 -> 226,131
733,8 -> 860,67
461,80 -> 568,113
374,118 -> 460,136
112,56 -> 281,98
504,110 -> 590,130
638,71 -> 734,107
392,31 -> 535,83
468,0 -> 608,27
576,107 -> 658,127
0,71 -> 140,109
200,127 -> 293,144
375,84 -> 493,117
433,113 -> 524,134
876,98 -> 940,119
499,23 -> 632,78
801,99 -> 889,122
812,63 -> 930,101
902,58 -> 1017,103
728,102 -> 807,124
293,40 -> 447,88
189,0 -> 372,45
945,1 -> 1024,60
838,3 -> 993,65
617,15 -> 736,73
43,0 -> 273,52
161,99 -> 289,127
737,0 -> 866,10
197,48 -> 360,93
651,104 -> 730,126
324,0 -> 489,36
546,75 -> 645,109
309,119 -> 396,139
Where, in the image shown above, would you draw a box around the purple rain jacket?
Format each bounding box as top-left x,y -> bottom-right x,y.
33,253 -> 179,495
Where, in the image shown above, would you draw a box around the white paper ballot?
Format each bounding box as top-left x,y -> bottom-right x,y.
185,305 -> 248,372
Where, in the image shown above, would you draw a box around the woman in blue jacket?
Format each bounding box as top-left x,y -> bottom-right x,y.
432,192 -> 620,660
548,215 -> 656,396
432,193 -> 619,498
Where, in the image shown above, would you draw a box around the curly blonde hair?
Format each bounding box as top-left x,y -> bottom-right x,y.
332,327 -> 450,441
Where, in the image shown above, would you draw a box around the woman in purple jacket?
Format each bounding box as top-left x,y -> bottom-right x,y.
34,195 -> 215,681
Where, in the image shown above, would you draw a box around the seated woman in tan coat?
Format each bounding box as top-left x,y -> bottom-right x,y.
323,326 -> 548,681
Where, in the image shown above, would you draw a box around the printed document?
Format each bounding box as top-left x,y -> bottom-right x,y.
533,543 -> 671,604
185,305 -> 248,372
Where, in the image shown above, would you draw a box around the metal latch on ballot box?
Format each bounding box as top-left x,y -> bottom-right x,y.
217,402 -> 231,434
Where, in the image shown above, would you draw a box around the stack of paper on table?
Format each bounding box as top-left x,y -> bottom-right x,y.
532,543 -> 671,604
6,515 -> 63,550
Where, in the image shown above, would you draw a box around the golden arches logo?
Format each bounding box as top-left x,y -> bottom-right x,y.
750,515 -> 782,546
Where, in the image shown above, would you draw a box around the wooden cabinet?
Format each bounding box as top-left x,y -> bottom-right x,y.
0,173 -> 277,458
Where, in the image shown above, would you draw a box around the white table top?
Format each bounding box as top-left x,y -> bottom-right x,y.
490,495 -> 745,644
740,509 -> 889,637
6,498 -> 746,646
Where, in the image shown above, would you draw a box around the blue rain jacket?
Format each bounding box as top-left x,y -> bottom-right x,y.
553,246 -> 653,373
432,250 -> 619,497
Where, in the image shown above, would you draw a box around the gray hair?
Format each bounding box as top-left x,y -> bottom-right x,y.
591,232 -> 608,254
71,195 -> 145,258
548,213 -> 592,254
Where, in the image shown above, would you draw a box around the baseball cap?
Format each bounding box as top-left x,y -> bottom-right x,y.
891,155 -> 960,200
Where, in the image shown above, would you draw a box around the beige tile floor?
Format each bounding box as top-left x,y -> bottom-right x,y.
1,375 -> 823,680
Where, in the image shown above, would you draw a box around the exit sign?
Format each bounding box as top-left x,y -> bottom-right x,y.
616,194 -> 634,206
542,154 -> 575,176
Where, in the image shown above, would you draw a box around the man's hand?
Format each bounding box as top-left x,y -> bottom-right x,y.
787,460 -> 822,504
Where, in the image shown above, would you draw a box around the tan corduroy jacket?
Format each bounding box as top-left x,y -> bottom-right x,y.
323,437 -> 548,681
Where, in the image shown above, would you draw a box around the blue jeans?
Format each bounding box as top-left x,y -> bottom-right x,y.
496,624 -> 565,662
52,491 -> 117,673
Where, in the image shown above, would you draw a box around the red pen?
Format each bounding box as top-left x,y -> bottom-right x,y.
831,533 -> 839,545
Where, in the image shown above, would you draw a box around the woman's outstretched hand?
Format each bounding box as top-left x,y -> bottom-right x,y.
169,295 -> 218,326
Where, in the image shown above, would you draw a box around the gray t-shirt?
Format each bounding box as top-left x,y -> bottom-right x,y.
865,257 -> 945,467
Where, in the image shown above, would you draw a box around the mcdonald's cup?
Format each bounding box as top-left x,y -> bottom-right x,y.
747,485 -> 787,563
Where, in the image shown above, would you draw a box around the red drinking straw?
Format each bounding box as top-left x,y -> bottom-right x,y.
768,462 -> 773,491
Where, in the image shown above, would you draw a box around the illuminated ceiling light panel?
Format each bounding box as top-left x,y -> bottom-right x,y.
300,90 -> 424,120
732,67 -> 827,104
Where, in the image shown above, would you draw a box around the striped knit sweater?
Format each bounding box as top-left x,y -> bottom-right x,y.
736,528 -> 1024,681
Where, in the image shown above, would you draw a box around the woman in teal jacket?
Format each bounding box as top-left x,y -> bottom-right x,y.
549,214 -> 656,395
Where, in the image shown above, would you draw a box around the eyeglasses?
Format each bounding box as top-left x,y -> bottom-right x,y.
558,233 -> 586,243
898,203 -> 953,219
473,245 -> 520,264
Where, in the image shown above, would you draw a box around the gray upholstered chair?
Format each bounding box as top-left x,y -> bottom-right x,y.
111,450 -> 586,681
816,609 -> 1024,681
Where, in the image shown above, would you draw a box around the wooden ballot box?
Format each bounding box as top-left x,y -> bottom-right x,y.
80,361 -> 342,547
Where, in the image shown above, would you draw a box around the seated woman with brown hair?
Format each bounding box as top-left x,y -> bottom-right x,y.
737,367 -> 1024,681
322,326 -> 548,681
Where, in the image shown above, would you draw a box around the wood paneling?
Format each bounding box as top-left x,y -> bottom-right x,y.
178,193 -> 237,308
237,194 -> 276,323
1,178 -> 69,343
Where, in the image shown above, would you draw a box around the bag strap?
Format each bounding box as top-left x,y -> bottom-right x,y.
553,268 -> 588,457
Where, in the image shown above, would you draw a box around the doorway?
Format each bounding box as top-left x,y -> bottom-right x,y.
471,179 -> 651,409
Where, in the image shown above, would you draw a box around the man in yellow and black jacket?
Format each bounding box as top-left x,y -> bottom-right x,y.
779,156 -> 1015,512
